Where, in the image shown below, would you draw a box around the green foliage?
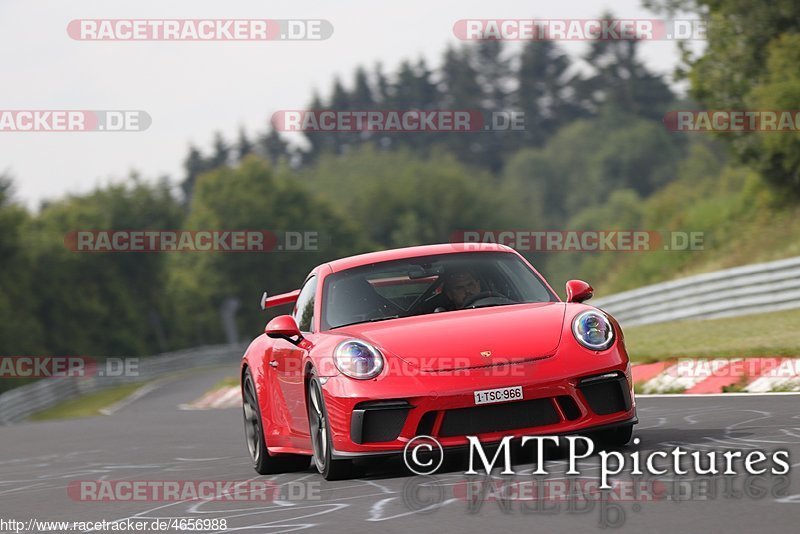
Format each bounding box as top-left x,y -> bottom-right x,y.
169,156 -> 369,344
746,33 -> 800,193
28,177 -> 183,356
296,146 -> 512,249
677,0 -> 800,194
0,174 -> 42,355
4,4 -> 800,368
502,113 -> 683,230
577,34 -> 675,120
548,138 -> 800,295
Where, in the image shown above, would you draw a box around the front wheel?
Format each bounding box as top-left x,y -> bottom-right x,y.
242,368 -> 310,475
307,374 -> 354,480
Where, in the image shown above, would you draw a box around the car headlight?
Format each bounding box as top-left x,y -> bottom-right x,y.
334,339 -> 384,379
572,311 -> 614,351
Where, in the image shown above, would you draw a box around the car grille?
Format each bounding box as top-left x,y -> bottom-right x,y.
555,395 -> 582,420
351,400 -> 411,444
577,373 -> 631,415
438,398 -> 560,437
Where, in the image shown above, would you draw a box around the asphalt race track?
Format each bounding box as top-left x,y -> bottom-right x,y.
1,367 -> 799,533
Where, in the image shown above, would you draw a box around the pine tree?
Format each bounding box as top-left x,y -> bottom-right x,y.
237,127 -> 254,161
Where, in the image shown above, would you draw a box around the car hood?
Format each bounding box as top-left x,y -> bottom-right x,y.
334,302 -> 566,371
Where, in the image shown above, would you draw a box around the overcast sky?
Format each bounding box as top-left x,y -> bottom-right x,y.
0,0 -> 696,209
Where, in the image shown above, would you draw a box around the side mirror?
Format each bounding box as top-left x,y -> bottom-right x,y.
565,280 -> 593,303
265,315 -> 303,344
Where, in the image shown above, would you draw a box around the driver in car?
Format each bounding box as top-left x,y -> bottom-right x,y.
439,269 -> 482,310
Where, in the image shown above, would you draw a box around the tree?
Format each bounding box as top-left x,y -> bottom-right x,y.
29,178 -> 184,356
515,40 -> 582,147
471,41 -> 515,171
351,66 -> 375,109
576,30 -> 674,120
438,45 -> 494,169
209,131 -> 231,169
295,146 -> 512,248
258,128 -> 290,165
501,113 -> 683,227
302,91 -> 335,162
383,59 -> 442,154
648,0 -> 800,194
236,127 -> 254,161
0,174 -> 42,359
741,33 -> 800,193
170,158 -> 369,343
181,145 -> 210,205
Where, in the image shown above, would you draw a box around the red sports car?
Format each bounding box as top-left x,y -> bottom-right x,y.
241,243 -> 637,479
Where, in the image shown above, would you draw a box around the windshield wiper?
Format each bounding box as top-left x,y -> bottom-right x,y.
368,314 -> 400,322
331,315 -> 400,329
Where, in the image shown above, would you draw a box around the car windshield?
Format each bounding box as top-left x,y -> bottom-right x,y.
321,251 -> 557,330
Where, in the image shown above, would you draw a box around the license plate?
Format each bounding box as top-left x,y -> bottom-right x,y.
473,386 -> 524,405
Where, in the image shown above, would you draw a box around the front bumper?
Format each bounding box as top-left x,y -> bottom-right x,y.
321,348 -> 637,457
332,415 -> 639,459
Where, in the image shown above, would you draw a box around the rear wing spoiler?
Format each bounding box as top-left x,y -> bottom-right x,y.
260,289 -> 300,310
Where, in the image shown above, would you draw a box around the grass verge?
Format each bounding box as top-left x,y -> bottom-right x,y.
212,376 -> 239,390
28,382 -> 146,421
625,308 -> 800,362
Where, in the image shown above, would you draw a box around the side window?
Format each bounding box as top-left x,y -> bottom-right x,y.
293,276 -> 318,332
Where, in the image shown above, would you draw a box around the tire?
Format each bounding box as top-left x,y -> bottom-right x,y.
594,424 -> 634,449
307,373 -> 354,480
242,368 -> 310,475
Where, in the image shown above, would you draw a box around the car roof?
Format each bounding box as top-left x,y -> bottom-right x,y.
323,243 -> 516,273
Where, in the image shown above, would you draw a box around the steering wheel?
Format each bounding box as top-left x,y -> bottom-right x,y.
461,291 -> 516,309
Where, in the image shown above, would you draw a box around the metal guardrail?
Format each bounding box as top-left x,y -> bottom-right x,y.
0,343 -> 247,425
593,256 -> 800,326
3,257 -> 798,423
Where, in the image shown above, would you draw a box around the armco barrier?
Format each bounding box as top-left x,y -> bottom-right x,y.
593,256 -> 800,326
0,343 -> 247,425
4,257 -> 798,423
